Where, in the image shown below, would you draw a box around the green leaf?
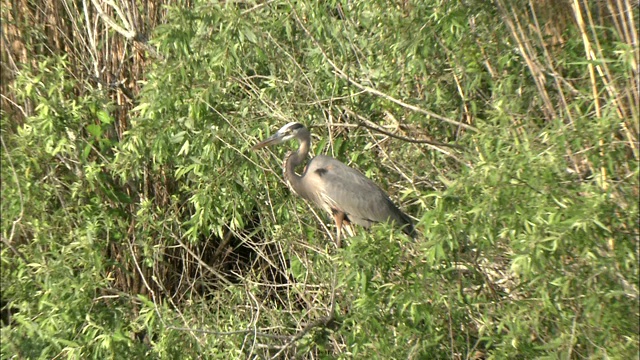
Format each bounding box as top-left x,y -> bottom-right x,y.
178,139 -> 190,156
86,124 -> 102,138
243,28 -> 257,44
96,110 -> 113,124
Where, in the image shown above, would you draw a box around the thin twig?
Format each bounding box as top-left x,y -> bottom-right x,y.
90,0 -> 136,39
168,326 -> 289,339
170,229 -> 234,287
342,108 -> 464,150
270,314 -> 335,359
1,135 -> 24,250
341,108 -> 471,168
0,136 -> 43,290
241,0 -> 276,15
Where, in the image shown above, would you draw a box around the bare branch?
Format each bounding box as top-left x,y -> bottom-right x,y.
341,108 -> 471,168
342,108 -> 464,150
90,0 -> 136,40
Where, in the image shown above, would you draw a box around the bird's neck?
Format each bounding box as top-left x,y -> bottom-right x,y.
283,134 -> 310,198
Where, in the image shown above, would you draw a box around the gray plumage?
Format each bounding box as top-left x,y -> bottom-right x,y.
252,122 -> 414,246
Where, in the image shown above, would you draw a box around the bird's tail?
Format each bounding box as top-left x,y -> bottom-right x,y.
398,212 -> 416,239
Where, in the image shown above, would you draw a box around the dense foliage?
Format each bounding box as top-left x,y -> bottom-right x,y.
1,0 -> 638,358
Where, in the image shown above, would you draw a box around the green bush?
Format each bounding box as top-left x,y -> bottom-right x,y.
2,0 -> 637,358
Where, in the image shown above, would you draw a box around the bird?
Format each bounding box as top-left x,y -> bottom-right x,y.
252,122 -> 414,247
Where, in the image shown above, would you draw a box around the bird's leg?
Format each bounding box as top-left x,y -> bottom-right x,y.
343,219 -> 355,238
332,211 -> 345,248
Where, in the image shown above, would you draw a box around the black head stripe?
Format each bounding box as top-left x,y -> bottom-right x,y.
288,123 -> 304,131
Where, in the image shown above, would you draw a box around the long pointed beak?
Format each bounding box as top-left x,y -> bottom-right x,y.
251,132 -> 283,150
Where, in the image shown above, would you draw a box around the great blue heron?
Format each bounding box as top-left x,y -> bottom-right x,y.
252,122 -> 414,246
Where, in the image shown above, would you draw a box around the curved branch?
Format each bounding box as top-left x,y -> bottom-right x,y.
90,0 -> 136,40
342,108 -> 464,150
90,0 -> 161,59
288,3 -> 478,133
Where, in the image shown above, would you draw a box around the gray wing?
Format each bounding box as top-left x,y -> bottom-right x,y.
304,155 -> 413,235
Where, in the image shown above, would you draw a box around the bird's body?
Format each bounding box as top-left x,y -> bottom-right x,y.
253,122 -> 414,246
288,154 -> 412,231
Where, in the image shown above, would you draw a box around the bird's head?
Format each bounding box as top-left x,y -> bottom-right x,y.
252,122 -> 307,150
